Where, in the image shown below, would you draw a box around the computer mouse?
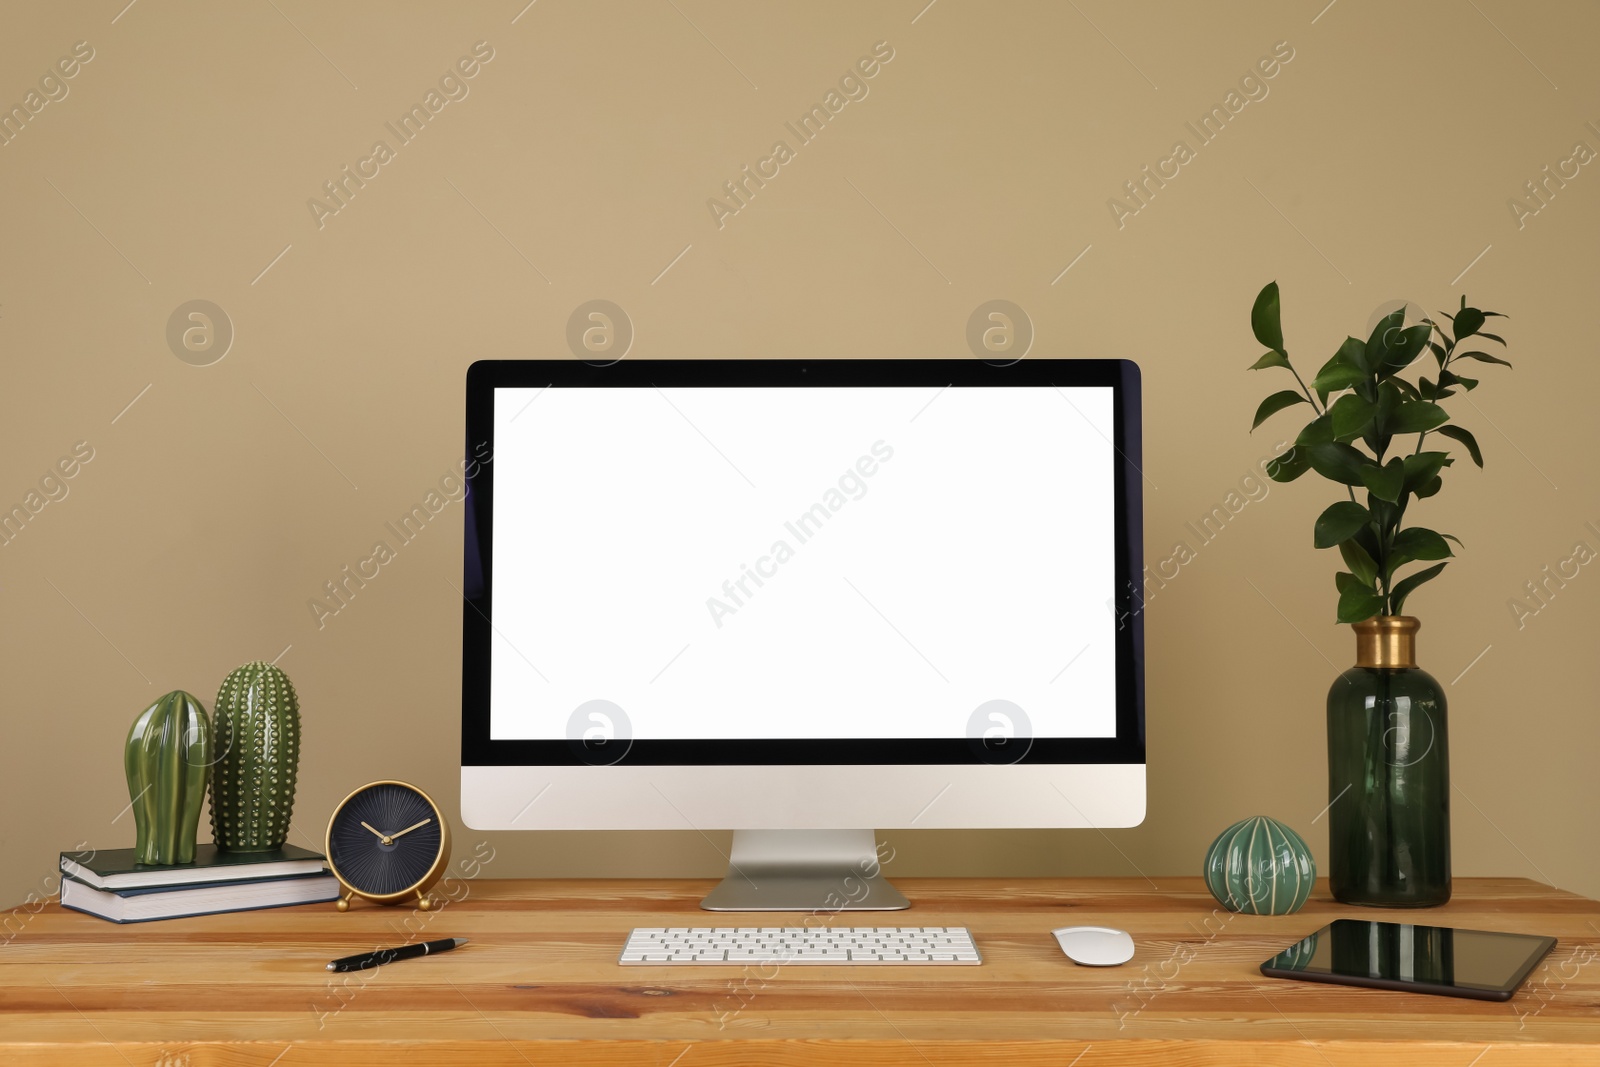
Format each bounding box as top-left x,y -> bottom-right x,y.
1053,925 -> 1135,967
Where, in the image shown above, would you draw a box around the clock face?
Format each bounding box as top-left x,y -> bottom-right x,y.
327,782 -> 447,899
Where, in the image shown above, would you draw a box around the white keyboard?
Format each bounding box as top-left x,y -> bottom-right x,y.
619,926 -> 981,965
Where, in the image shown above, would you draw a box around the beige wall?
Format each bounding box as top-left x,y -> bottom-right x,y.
3,0 -> 1597,913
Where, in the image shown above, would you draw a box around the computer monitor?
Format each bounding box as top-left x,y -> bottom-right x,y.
460,359 -> 1145,911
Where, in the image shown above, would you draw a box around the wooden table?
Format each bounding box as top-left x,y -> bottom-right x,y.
4,877 -> 1599,1064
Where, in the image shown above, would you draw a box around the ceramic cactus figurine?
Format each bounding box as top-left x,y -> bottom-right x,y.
209,662 -> 301,852
124,690 -> 213,865
1203,815 -> 1317,915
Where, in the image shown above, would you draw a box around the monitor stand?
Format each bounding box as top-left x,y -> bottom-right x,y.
700,829 -> 910,911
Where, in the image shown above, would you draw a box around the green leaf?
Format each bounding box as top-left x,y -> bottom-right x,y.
1314,500 -> 1371,548
1252,282 -> 1284,352
1387,527 -> 1454,579
1360,457 -> 1405,503
1265,445 -> 1312,483
1332,336 -> 1368,372
1393,527 -> 1454,560
1364,310 -> 1405,368
1478,332 -> 1507,345
1350,523 -> 1382,564
1402,451 -> 1453,492
1310,361 -> 1367,394
1455,307 -> 1486,338
1427,340 -> 1449,367
1296,414 -> 1334,446
1391,562 -> 1447,615
1384,324 -> 1433,372
1435,423 -> 1483,467
1366,493 -> 1396,531
1252,389 -> 1308,430
1329,393 -> 1377,441
1307,441 -> 1373,486
1390,400 -> 1449,434
1415,474 -> 1444,498
1455,350 -> 1513,368
1439,369 -> 1478,391
1310,339 -> 1368,403
1335,571 -> 1386,623
1340,539 -> 1380,588
1372,379 -> 1403,431
1249,350 -> 1291,370
1367,317 -> 1432,373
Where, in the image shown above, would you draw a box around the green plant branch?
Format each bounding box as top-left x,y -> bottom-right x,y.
1413,324 -> 1457,458
1288,365 -> 1326,416
1247,284 -> 1509,623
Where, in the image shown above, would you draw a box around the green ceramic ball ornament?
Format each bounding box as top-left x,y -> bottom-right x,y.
124,690 -> 213,865
209,661 -> 302,852
1203,815 -> 1316,915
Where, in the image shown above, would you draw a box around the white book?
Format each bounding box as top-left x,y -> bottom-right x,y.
60,871 -> 341,924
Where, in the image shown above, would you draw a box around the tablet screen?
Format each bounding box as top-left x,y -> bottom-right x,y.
1261,919 -> 1556,1002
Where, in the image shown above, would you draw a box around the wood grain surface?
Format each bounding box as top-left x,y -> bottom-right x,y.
3,877 -> 1599,1065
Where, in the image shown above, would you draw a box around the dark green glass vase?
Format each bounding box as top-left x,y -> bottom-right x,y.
1326,616 -> 1451,907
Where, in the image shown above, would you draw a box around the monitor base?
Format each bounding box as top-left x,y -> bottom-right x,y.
700,829 -> 909,912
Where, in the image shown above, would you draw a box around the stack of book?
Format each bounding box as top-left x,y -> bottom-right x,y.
59,843 -> 341,923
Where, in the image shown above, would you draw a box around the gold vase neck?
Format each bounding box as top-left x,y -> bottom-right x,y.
1353,616 -> 1419,668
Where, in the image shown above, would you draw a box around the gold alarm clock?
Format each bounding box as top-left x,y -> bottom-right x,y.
325,781 -> 451,911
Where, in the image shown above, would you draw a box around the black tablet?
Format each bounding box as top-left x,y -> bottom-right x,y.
1260,918 -> 1556,1002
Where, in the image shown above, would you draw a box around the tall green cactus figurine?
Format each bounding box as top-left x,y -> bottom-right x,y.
209,662 -> 301,852
124,690 -> 213,865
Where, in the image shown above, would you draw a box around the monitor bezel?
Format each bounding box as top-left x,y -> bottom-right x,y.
461,358 -> 1144,767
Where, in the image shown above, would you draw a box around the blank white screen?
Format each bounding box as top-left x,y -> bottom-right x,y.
489,385 -> 1117,741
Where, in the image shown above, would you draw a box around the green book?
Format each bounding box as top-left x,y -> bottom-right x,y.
60,842 -> 326,891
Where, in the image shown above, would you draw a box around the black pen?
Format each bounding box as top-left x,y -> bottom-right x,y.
327,937 -> 469,972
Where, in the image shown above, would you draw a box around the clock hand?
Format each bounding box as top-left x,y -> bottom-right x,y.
388,818 -> 432,840
361,820 -> 394,846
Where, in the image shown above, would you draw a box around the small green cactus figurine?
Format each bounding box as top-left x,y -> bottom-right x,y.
209,662 -> 301,852
1203,815 -> 1316,915
124,690 -> 213,865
